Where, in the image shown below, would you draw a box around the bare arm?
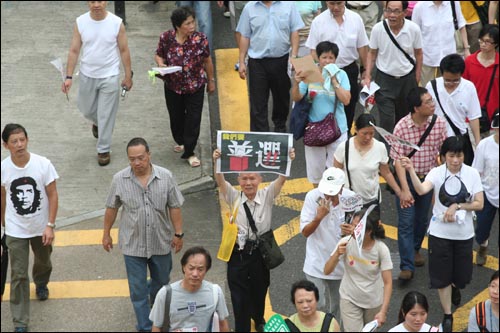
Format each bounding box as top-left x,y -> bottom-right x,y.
332,76 -> 351,105
459,26 -> 471,58
42,181 -> 58,246
238,36 -> 250,80
274,148 -> 296,194
62,24 -> 82,94
489,1 -> 499,23
213,149 -> 228,197
1,186 -> 6,227
204,55 -> 216,94
358,45 -> 369,80
469,118 -> 481,146
324,241 -> 346,275
361,48 -> 378,88
102,207 -> 118,252
374,269 -> 393,327
219,319 -> 230,332
290,30 -> 300,58
169,207 -> 183,253
151,326 -> 161,332
394,160 -> 414,208
379,163 -> 402,197
414,48 -> 423,85
117,23 -> 133,91
301,201 -> 329,237
399,157 -> 434,195
291,71 -> 305,102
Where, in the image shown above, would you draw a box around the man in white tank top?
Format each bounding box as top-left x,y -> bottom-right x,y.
62,1 -> 133,166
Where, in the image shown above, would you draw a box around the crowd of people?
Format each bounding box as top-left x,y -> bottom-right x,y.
1,1 -> 499,332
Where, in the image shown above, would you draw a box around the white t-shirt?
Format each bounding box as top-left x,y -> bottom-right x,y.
472,135 -> 499,208
411,1 -> 466,67
334,236 -> 393,309
77,11 -> 122,78
388,322 -> 433,332
369,19 -> 422,76
306,8 -> 369,67
425,77 -> 482,136
149,280 -> 229,332
301,188 -> 356,280
1,153 -> 59,238
425,164 -> 483,240
334,138 -> 388,203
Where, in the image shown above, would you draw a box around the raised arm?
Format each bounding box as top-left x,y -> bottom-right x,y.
274,148 -> 295,193
213,149 -> 228,197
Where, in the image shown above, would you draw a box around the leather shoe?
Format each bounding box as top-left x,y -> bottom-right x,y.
35,285 -> 49,301
98,152 -> 110,166
92,124 -> 98,138
414,251 -> 425,267
476,245 -> 487,266
398,270 -> 413,280
441,314 -> 453,332
452,285 -> 461,306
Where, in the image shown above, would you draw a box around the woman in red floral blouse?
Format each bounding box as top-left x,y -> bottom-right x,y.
155,6 -> 215,167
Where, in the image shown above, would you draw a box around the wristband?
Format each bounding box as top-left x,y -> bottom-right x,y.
47,222 -> 56,229
65,76 -> 73,80
174,232 -> 184,239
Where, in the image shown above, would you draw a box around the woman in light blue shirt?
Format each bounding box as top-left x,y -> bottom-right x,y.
291,41 -> 351,186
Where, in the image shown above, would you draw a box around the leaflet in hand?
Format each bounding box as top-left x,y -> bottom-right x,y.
151,66 -> 182,75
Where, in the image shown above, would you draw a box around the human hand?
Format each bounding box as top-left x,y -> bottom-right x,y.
121,77 -> 133,92
337,241 -> 347,255
61,79 -> 72,94
207,80 -> 216,94
213,149 -> 221,161
289,148 -> 296,161
361,75 -> 371,89
374,312 -> 386,327
294,70 -> 305,84
238,62 -> 247,80
316,198 -> 330,219
102,234 -> 113,252
340,223 -> 354,236
443,204 -> 458,223
42,226 -> 55,246
171,237 -> 183,253
399,190 -> 415,208
399,157 -> 414,171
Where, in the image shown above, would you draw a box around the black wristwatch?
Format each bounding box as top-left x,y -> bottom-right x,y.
174,232 -> 184,239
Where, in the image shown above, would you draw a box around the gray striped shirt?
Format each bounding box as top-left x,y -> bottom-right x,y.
105,164 -> 184,258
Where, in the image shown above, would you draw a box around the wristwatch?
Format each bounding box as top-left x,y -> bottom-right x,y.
333,82 -> 340,89
456,204 -> 462,210
47,222 -> 56,229
174,232 -> 184,239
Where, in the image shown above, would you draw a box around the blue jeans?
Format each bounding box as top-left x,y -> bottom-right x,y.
176,1 -> 213,49
475,195 -> 499,246
123,254 -> 172,331
396,178 -> 433,272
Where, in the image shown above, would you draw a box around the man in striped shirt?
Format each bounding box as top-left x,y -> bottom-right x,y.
102,137 -> 185,332
391,87 -> 447,281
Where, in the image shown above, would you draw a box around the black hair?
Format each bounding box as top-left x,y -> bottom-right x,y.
385,1 -> 409,11
439,54 -> 465,75
479,24 -> 499,46
290,279 -> 320,304
2,123 -> 28,143
352,207 -> 386,240
490,270 -> 499,284
181,246 -> 212,274
171,6 -> 196,30
126,137 -> 150,153
355,113 -> 376,130
316,41 -> 339,59
440,136 -> 465,158
407,87 -> 429,113
397,291 -> 429,324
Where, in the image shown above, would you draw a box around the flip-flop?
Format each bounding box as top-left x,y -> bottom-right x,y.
173,145 -> 184,153
187,155 -> 201,167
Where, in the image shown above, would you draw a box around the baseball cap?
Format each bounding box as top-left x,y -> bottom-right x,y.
492,111 -> 499,129
318,167 -> 345,196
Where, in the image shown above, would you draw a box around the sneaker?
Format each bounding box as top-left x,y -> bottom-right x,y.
234,62 -> 239,71
92,124 -> 98,139
451,285 -> 461,306
414,251 -> 425,267
97,152 -> 111,166
223,10 -> 230,18
476,245 -> 487,266
441,314 -> 453,332
36,285 -> 49,301
398,270 -> 414,281
14,327 -> 28,332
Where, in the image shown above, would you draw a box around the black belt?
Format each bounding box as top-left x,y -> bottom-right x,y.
233,240 -> 259,255
377,68 -> 415,80
346,3 -> 371,10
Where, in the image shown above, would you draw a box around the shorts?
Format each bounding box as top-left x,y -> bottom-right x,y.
428,235 -> 473,289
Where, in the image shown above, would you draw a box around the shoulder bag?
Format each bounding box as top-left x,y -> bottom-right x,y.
243,203 -> 284,270
290,90 -> 312,140
479,64 -> 498,133
431,79 -> 475,165
382,19 -> 416,68
303,96 -> 341,147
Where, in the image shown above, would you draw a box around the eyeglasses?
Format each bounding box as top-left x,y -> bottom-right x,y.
478,38 -> 495,46
423,98 -> 435,105
443,78 -> 461,85
384,8 -> 403,15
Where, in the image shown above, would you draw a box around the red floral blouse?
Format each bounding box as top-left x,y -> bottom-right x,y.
155,30 -> 210,95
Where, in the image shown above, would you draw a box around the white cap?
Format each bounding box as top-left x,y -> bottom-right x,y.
318,167 -> 345,196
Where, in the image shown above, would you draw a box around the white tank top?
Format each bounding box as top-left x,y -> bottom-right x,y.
77,11 -> 122,78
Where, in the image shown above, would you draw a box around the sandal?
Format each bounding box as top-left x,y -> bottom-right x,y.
173,145 -> 184,153
187,155 -> 201,168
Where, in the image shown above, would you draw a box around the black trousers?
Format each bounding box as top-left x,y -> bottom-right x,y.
163,85 -> 205,159
248,54 -> 291,132
1,235 -> 8,298
341,61 -> 360,135
227,247 -> 270,332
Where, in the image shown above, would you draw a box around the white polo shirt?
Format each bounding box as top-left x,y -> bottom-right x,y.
425,77 -> 482,136
369,18 -> 422,77
412,1 -> 466,67
306,8 -> 369,68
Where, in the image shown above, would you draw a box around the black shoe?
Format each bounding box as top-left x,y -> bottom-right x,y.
452,285 -> 461,306
36,285 -> 49,301
97,152 -> 111,166
92,124 -> 98,138
255,323 -> 265,332
441,314 -> 453,332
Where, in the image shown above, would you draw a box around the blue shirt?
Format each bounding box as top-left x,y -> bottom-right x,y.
237,1 -> 304,59
299,69 -> 350,133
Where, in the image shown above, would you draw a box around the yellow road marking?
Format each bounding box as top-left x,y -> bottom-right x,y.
54,229 -> 118,247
